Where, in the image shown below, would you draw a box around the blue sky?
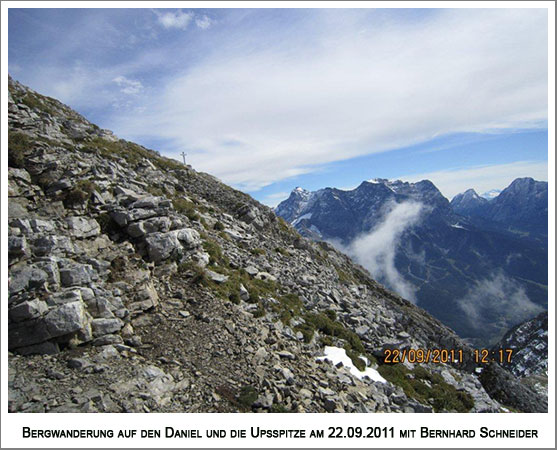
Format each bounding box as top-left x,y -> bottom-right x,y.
8,7 -> 549,205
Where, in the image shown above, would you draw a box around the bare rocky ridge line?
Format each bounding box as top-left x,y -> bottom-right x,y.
7,76 -> 546,413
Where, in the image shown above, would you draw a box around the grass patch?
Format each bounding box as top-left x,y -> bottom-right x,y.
218,231 -> 230,241
96,213 -> 121,236
336,267 -> 356,285
268,293 -> 304,325
215,385 -> 259,412
64,180 -> 98,207
237,386 -> 259,409
294,310 -> 375,369
173,198 -> 200,221
202,239 -> 228,267
8,131 -> 32,168
81,136 -> 184,171
245,277 -> 278,303
250,248 -> 266,256
302,312 -> 364,352
377,364 -> 474,412
20,91 -> 56,115
277,216 -> 291,233
145,185 -> 167,197
270,404 -> 291,413
275,247 -> 289,256
178,261 -> 209,286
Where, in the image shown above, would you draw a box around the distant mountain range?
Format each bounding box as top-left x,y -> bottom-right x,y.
276,177 -> 548,346
480,189 -> 502,200
451,178 -> 548,240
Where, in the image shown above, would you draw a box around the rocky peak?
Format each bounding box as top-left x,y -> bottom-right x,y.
451,188 -> 488,215
497,177 -> 547,204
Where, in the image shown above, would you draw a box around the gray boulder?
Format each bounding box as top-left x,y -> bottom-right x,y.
66,217 -> 101,238
127,216 -> 171,238
9,266 -> 48,294
205,270 -> 228,284
91,318 -> 124,337
9,299 -> 49,322
59,264 -> 96,287
32,235 -> 75,256
44,301 -> 90,338
9,318 -> 51,350
47,289 -> 83,306
8,236 -> 30,259
145,229 -> 200,262
130,196 -> 172,209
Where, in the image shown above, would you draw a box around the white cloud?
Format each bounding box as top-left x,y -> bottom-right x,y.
336,201 -> 425,303
195,15 -> 213,30
262,191 -> 290,207
112,9 -> 548,192
113,76 -> 143,95
457,272 -> 544,343
397,160 -> 548,200
155,10 -> 193,30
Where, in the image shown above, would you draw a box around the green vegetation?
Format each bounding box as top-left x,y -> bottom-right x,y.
252,305 -> 266,318
172,198 -> 200,221
96,213 -> 120,236
215,384 -> 259,412
20,91 -> 56,115
218,231 -> 230,241
178,261 -> 209,286
268,293 -> 304,325
377,364 -> 474,412
213,221 -> 225,231
145,185 -> 167,197
336,267 -> 356,285
244,277 -> 278,303
274,247 -> 289,256
81,136 -> 184,171
64,180 -> 98,207
250,248 -> 266,256
8,130 -> 32,168
202,239 -> 228,267
277,216 -> 290,232
270,404 -> 291,413
237,386 -> 259,409
293,310 -> 375,370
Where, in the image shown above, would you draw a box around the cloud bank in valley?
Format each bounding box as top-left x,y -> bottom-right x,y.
457,271 -> 544,342
336,201 -> 424,303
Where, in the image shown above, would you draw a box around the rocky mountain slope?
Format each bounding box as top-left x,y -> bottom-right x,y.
275,180 -> 547,346
493,312 -> 548,372
492,312 -> 548,398
7,76 -> 546,413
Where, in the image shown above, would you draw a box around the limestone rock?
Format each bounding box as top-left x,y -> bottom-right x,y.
44,301 -> 90,338
90,318 -> 124,337
9,299 -> 49,322
66,217 -> 101,238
